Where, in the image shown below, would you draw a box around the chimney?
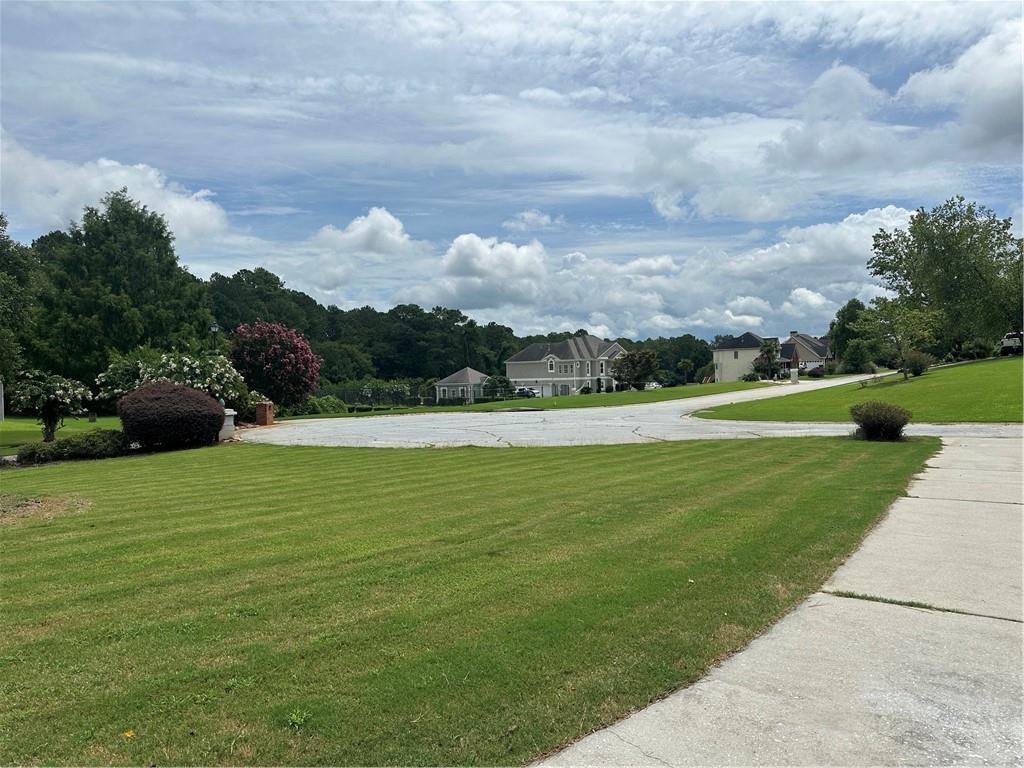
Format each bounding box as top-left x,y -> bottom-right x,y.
789,330 -> 798,337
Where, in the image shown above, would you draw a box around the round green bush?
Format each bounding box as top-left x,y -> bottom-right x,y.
118,382 -> 224,451
905,350 -> 935,377
850,401 -> 912,441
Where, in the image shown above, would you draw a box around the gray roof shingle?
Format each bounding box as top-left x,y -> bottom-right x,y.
716,332 -> 764,350
434,367 -> 490,386
506,334 -> 620,362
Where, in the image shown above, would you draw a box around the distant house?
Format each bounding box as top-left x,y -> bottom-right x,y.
783,331 -> 832,370
713,332 -> 766,382
435,367 -> 490,403
713,330 -> 831,382
505,334 -> 625,397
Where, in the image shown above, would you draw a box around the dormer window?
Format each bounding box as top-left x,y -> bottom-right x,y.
548,359 -> 555,373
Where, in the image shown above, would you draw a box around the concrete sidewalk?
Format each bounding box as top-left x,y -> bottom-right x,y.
540,437 -> 1023,766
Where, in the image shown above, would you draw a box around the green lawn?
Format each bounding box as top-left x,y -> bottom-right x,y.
0,416 -> 122,455
699,357 -> 1023,423
283,380 -> 769,421
1,437 -> 936,765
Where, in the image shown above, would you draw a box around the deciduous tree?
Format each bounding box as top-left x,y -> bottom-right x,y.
854,297 -> 941,380
610,350 -> 658,391
868,197 -> 1023,354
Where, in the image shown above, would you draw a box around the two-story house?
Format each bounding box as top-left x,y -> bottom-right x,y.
713,329 -> 831,382
505,334 -> 625,397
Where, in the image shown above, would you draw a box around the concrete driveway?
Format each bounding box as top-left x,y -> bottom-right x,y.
240,375 -> 1021,448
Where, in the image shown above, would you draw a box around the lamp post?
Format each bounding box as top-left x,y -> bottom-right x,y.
210,323 -> 220,353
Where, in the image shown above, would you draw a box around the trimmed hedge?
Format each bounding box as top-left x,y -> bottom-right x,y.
280,395 -> 348,417
118,382 -> 224,451
850,401 -> 912,441
17,429 -> 129,465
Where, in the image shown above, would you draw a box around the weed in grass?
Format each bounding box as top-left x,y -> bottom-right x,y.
225,676 -> 257,692
286,709 -> 312,730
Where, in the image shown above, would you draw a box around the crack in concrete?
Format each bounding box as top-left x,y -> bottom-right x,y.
823,590 -> 1023,624
607,728 -> 675,767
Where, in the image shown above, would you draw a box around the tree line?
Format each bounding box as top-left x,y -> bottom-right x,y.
0,190 -> 714,397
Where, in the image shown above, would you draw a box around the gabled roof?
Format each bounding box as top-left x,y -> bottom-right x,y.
506,334 -> 621,363
435,367 -> 490,386
779,341 -> 797,364
716,332 -> 764,350
786,333 -> 830,358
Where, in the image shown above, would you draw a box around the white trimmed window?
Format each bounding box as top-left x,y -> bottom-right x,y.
441,387 -> 447,398
599,361 -> 605,374
586,361 -> 591,375
548,359 -> 555,373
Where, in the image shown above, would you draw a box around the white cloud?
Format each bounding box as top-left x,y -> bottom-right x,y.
682,307 -> 766,331
780,287 -> 835,317
311,206 -> 423,259
1,133 -> 229,244
898,19 -> 1023,153
402,234 -> 548,308
502,208 -> 566,231
801,64 -> 887,121
727,295 -> 773,315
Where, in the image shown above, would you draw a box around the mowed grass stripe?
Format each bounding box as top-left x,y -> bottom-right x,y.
1,438 -> 936,765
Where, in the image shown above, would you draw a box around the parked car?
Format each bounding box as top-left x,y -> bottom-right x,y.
999,331 -> 1023,356
644,381 -> 663,390
514,387 -> 538,398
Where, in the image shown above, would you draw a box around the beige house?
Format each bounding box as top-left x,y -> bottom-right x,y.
714,330 -> 831,382
505,334 -> 625,397
713,332 -> 765,382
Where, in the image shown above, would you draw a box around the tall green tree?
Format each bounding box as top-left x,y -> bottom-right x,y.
0,214 -> 42,384
676,358 -> 694,385
827,298 -> 867,362
27,190 -> 213,382
610,350 -> 658,391
753,338 -> 781,379
868,197 -> 1023,354
854,297 -> 941,380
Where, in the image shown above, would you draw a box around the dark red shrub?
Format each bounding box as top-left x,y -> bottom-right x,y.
230,321 -> 321,407
118,381 -> 224,450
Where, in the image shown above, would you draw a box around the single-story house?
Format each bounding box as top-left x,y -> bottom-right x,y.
434,367 -> 490,403
505,334 -> 625,397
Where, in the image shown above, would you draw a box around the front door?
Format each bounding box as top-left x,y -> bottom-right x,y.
559,384 -> 570,396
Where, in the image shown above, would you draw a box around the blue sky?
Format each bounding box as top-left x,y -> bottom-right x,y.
2,1 -> 1021,339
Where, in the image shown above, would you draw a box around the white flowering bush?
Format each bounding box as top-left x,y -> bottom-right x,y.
12,370 -> 92,442
97,352 -> 248,407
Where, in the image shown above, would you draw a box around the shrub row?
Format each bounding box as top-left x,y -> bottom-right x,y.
280,395 -> 348,417
17,430 -> 129,465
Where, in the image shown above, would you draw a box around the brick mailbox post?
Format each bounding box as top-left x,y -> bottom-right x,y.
255,401 -> 274,426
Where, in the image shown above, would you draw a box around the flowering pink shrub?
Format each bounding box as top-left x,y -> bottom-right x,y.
230,321 -> 321,407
